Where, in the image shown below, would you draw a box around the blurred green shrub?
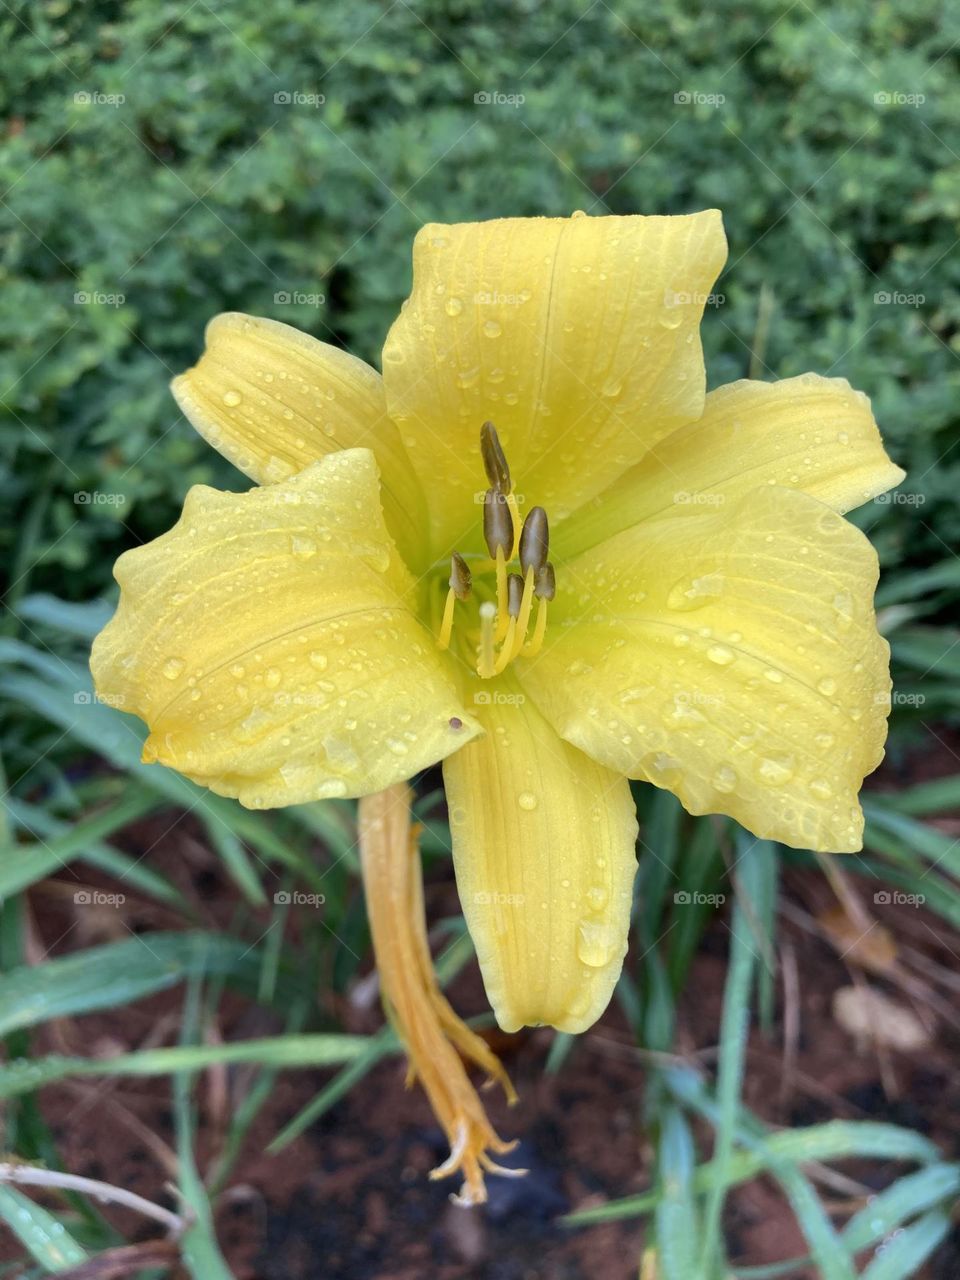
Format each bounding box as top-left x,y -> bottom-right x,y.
1,0 -> 957,650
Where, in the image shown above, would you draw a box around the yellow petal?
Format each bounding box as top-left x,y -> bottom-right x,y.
519,486 -> 891,853
556,374 -> 906,558
172,313 -> 428,566
382,212 -> 727,554
91,449 -> 479,807
442,681 -> 638,1034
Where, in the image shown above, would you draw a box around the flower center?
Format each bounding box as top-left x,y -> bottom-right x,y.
437,422 -> 556,679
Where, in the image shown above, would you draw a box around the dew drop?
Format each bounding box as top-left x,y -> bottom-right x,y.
706,645 -> 735,666
444,296 -> 463,317
162,657 -> 185,680
576,919 -> 619,968
222,389 -> 242,407
713,764 -> 738,793
817,676 -> 837,696
482,319 -> 502,338
517,791 -> 538,811
756,754 -> 795,786
291,535 -> 317,560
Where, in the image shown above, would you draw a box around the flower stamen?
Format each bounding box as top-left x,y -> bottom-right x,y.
437,552 -> 472,652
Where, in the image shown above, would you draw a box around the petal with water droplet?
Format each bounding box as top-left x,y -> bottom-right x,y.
382,211 -> 726,552
443,679 -> 637,1034
171,313 -> 428,566
520,486 -> 891,853
557,374 -> 904,559
92,450 -> 479,807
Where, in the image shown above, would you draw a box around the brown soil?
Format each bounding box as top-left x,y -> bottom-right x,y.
3,726 -> 960,1279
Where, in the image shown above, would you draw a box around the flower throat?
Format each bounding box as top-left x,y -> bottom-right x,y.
437,422 -> 556,679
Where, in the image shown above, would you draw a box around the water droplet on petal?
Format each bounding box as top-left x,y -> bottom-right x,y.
222,389 -> 242,407
517,791 -> 538,811
706,645 -> 735,666
713,764 -> 738,793
162,657 -> 185,680
577,919 -> 620,967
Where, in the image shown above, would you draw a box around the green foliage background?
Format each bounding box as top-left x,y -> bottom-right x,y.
1,3 -> 959,1277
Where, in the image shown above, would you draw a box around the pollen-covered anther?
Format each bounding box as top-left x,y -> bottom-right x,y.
438,552 -> 472,651
523,561 -> 556,658
480,421 -> 521,557
480,419 -> 511,494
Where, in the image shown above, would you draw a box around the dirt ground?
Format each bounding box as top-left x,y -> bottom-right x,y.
4,728 -> 960,1279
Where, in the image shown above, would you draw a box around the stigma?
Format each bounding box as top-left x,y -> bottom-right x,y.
437,422 -> 556,678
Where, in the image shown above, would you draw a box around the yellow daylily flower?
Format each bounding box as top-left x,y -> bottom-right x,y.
92,210 -> 903,1203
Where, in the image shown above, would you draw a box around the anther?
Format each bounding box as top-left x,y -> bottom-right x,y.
506,573 -> 525,617
519,507 -> 549,576
534,562 -> 555,601
438,553 -> 472,651
522,564 -> 555,657
449,552 -> 472,600
480,421 -> 511,494
482,489 -> 514,559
